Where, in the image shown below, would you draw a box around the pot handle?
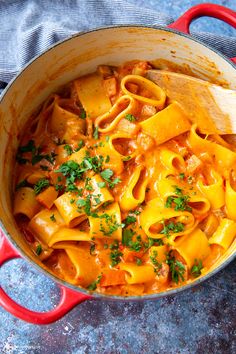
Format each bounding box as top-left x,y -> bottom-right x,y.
0,233 -> 91,324
168,3 -> 236,64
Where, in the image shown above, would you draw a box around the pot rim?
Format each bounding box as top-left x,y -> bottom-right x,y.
1,24 -> 235,301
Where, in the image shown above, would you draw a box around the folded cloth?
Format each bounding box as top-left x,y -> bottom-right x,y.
0,0 -> 235,88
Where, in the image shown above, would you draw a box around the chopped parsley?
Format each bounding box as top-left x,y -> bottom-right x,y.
160,221 -> 184,238
50,214 -> 56,222
34,178 -> 50,195
100,168 -> 121,189
35,244 -> 42,256
150,250 -> 162,273
166,253 -> 186,283
165,186 -> 192,212
110,249 -> 123,267
179,173 -> 185,179
90,244 -> 96,255
75,140 -> 84,151
16,140 -> 57,166
93,126 -> 99,140
125,114 -> 136,122
124,214 -> 137,226
136,258 -> 142,266
97,181 -> 106,188
123,156 -> 131,161
191,259 -> 203,278
100,168 -> 113,181
80,109 -> 86,119
87,275 -> 102,290
56,152 -> 104,192
99,213 -> 124,236
63,144 -> 73,156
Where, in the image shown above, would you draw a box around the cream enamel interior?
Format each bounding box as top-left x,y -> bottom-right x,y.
0,26 -> 236,293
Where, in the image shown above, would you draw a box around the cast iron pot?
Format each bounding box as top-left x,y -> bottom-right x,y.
0,3 -> 236,324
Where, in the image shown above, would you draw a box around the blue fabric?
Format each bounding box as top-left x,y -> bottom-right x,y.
0,0 -> 235,88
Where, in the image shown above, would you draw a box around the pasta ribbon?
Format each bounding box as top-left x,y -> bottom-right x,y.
95,95 -> 139,134
119,166 -> 148,211
197,169 -> 224,210
188,125 -> 236,170
74,73 -> 112,119
139,198 -> 195,239
119,263 -> 156,284
13,187 -> 41,219
121,74 -> 166,109
174,228 -> 210,268
89,202 -> 122,240
140,102 -> 191,145
209,218 -> 236,249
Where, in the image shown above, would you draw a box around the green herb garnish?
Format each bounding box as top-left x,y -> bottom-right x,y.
191,259 -> 203,278
36,244 -> 42,256
34,178 -> 50,195
87,275 -> 102,290
166,253 -> 186,283
125,114 -> 136,122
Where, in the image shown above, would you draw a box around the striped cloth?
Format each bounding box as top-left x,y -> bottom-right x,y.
0,0 -> 235,90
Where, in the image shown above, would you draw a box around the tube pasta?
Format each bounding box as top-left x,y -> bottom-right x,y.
36,186 -> 58,209
108,133 -> 138,161
188,124 -> 236,170
160,149 -> 185,173
119,263 -> 156,284
88,202 -> 122,240
197,169 -> 224,210
54,192 -> 87,228
95,95 -> 139,134
65,244 -> 99,286
139,198 -> 195,240
28,208 -> 65,245
175,228 -> 210,268
140,102 -> 191,145
119,166 -> 149,211
13,187 -> 41,219
74,73 -> 112,119
209,218 -> 236,249
157,176 -> 210,216
121,74 -> 166,109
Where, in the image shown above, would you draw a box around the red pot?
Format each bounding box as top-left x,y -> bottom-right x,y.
0,3 -> 236,324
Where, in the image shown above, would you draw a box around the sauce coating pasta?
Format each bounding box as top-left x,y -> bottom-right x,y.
13,61 -> 236,296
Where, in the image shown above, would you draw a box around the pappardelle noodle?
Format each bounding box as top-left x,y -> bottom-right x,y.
13,61 -> 236,296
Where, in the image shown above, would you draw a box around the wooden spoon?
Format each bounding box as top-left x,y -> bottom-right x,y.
146,70 -> 236,135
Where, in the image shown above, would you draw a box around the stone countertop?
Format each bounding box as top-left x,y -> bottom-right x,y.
1,1 -> 236,353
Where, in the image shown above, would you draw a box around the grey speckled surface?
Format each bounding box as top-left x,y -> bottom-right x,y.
1,1 -> 236,353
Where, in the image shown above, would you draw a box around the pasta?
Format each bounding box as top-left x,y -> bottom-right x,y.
13,60 -> 236,296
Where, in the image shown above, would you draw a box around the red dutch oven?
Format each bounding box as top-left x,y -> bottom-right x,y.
0,3 -> 236,324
